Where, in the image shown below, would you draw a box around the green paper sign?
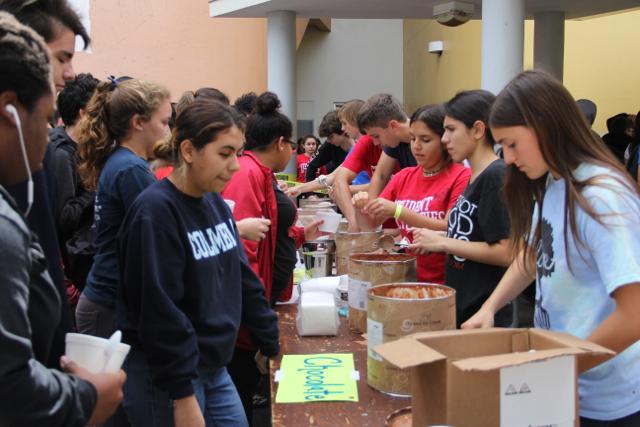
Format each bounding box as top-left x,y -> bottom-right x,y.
275,353 -> 359,403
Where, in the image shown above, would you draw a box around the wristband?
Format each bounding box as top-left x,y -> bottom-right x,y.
393,203 -> 403,219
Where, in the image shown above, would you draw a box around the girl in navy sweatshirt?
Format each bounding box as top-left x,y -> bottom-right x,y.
117,100 -> 279,427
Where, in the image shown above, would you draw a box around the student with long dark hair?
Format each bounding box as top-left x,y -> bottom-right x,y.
410,90 -> 513,327
295,134 -> 324,182
353,104 -> 470,283
463,70 -> 640,426
117,101 -> 278,427
0,12 -> 124,425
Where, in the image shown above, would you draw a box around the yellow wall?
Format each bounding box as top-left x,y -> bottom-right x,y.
563,11 -> 640,134
74,0 -> 268,102
403,19 -> 482,116
404,10 -> 640,135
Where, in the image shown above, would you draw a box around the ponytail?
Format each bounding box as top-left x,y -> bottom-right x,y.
77,82 -> 114,190
77,78 -> 170,190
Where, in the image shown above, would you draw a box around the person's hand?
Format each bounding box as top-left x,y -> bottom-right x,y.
237,217 -> 271,242
347,222 -> 361,233
277,180 -> 289,192
351,191 -> 370,210
60,356 -> 126,426
365,198 -> 396,220
286,185 -> 303,197
461,307 -> 495,329
304,219 -> 326,241
173,395 -> 205,427
255,351 -> 269,375
408,228 -> 447,254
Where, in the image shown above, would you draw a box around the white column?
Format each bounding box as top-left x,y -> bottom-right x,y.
481,0 -> 525,94
534,11 -> 565,82
267,10 -> 297,174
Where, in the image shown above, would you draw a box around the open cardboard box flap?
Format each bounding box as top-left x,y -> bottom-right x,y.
452,347 -> 585,371
375,328 -> 615,371
529,328 -> 615,354
373,337 -> 446,369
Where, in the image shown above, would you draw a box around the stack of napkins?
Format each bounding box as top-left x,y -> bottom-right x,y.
299,275 -> 344,295
296,292 -> 339,336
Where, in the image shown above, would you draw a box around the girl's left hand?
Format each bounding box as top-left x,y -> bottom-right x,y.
365,198 -> 396,220
304,219 -> 326,241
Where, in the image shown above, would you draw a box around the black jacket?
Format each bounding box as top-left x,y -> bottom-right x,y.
47,127 -> 94,245
0,186 -> 96,426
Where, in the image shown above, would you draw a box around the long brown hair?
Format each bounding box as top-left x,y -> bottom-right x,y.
77,79 -> 170,190
490,70 -> 638,272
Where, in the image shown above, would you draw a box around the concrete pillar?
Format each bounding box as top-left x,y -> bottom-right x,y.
267,10 -> 297,174
534,11 -> 565,82
481,0 -> 525,94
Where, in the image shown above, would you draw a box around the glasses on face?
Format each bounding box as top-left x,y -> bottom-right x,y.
284,139 -> 297,150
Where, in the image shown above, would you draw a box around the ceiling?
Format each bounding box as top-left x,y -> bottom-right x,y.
209,0 -> 640,20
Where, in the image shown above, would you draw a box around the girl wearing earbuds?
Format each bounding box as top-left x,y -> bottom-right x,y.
76,78 -> 172,340
0,12 -> 124,426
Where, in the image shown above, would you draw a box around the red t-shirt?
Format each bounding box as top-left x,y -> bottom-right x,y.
341,135 -> 380,177
379,162 -> 471,284
296,154 -> 326,182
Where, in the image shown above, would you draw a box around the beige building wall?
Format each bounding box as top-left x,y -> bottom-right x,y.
73,0 -> 268,102
404,10 -> 640,135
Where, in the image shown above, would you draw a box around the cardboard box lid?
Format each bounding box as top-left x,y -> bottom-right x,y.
375,328 -> 615,371
373,337 -> 447,369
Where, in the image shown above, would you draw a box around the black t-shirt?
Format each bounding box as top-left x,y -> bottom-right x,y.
306,142 -> 349,181
445,159 -> 512,326
383,142 -> 417,169
271,182 -> 297,303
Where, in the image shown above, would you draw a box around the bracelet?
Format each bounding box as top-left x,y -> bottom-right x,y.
393,203 -> 403,219
317,174 -> 331,189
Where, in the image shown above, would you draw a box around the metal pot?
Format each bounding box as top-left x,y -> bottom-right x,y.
302,240 -> 335,278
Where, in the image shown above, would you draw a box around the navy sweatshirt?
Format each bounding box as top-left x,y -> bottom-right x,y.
117,179 -> 279,399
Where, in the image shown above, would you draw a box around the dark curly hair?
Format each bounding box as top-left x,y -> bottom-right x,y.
57,73 -> 100,126
0,12 -> 52,112
233,92 -> 258,117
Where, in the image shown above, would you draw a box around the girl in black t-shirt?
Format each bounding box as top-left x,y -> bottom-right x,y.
410,90 -> 514,327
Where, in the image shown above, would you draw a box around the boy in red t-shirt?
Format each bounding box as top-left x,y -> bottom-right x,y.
353,104 -> 470,283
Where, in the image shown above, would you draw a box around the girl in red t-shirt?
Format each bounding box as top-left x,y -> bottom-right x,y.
296,135 -> 325,182
353,104 -> 470,283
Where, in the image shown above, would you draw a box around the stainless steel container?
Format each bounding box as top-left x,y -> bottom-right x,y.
302,240 -> 335,278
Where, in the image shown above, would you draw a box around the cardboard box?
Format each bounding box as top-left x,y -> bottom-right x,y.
374,328 -> 614,427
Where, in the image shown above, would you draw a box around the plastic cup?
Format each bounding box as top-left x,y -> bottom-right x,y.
316,211 -> 343,233
65,333 -> 131,374
224,199 -> 236,213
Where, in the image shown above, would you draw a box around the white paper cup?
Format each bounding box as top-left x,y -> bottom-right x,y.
316,211 -> 342,233
65,333 -> 131,374
224,199 -> 236,213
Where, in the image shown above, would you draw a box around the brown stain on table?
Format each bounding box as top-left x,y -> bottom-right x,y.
271,305 -> 409,426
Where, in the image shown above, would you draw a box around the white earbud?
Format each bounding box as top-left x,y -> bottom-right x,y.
5,103 -> 34,217
5,103 -> 18,118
